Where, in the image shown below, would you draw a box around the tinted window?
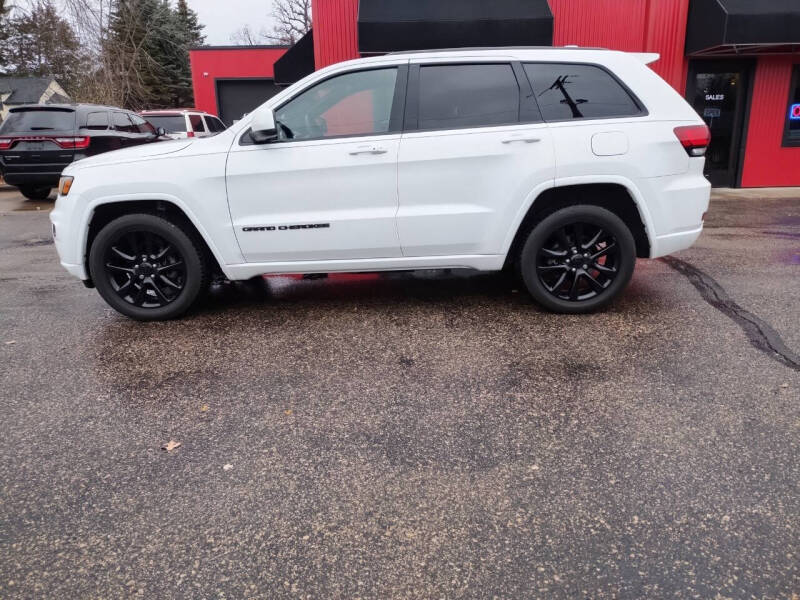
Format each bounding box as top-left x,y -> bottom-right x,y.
275,68 -> 398,141
85,112 -> 109,130
145,115 -> 187,133
0,108 -> 76,133
524,63 -> 642,121
417,64 -> 519,130
207,117 -> 226,133
783,65 -> 800,147
112,112 -> 136,133
189,114 -> 206,132
130,113 -> 155,135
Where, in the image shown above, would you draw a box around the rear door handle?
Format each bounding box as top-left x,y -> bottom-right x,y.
349,145 -> 388,155
501,136 -> 542,144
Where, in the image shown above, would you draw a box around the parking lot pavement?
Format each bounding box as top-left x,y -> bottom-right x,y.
0,187 -> 798,599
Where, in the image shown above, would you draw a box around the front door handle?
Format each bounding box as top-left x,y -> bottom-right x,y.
349,145 -> 388,156
501,136 -> 542,144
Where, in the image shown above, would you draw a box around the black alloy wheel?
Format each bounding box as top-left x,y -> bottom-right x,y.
520,205 -> 636,313
103,230 -> 187,308
89,213 -> 209,320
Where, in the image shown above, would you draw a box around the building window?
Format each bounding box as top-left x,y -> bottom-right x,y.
783,65 -> 800,148
524,63 -> 643,122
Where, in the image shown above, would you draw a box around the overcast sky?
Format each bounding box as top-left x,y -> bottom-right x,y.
186,0 -> 276,45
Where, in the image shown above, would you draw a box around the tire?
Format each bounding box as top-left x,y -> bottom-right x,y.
20,186 -> 52,201
88,213 -> 210,321
519,205 -> 636,314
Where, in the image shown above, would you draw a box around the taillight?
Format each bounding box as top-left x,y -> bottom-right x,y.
0,138 -> 13,150
54,136 -> 90,149
674,125 -> 710,157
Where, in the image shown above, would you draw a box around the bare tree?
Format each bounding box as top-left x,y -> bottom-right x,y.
230,0 -> 311,46
270,0 -> 311,44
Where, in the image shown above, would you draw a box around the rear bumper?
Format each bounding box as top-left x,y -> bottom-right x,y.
637,165 -> 711,258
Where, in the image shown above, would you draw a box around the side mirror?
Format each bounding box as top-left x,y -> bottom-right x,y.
250,110 -> 278,144
156,127 -> 166,137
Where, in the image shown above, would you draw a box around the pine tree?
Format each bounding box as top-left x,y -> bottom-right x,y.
104,0 -> 204,109
0,1 -> 85,94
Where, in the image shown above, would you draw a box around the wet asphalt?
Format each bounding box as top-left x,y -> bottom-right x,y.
0,188 -> 798,599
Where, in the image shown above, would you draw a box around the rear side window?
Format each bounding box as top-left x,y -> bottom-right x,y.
524,63 -> 642,121
112,112 -> 136,133
85,112 -> 109,130
0,108 -> 76,133
417,64 -> 519,130
189,114 -> 206,132
145,115 -> 187,133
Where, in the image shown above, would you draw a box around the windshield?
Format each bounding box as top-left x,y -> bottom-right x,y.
143,115 -> 187,133
0,108 -> 76,134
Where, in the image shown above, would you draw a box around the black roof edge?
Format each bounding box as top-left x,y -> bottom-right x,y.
190,45 -> 290,51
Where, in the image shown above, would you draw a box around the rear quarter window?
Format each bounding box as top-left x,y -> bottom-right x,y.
524,63 -> 643,121
0,109 -> 77,133
189,114 -> 206,132
144,115 -> 187,133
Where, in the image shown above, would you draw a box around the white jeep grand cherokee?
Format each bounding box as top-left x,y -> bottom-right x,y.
51,48 -> 711,321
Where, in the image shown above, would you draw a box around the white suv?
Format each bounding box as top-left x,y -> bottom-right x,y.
140,109 -> 226,139
51,48 -> 711,321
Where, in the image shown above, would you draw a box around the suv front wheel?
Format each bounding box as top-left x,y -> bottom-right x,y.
519,205 -> 636,313
89,213 -> 209,320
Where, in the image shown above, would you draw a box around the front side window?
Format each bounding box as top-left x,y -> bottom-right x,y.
783,65 -> 800,147
275,68 -> 399,141
524,63 -> 642,121
417,64 -> 520,130
112,112 -> 136,133
130,113 -> 156,135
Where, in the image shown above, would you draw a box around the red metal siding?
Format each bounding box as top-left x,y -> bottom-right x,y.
741,57 -> 800,188
312,0 -> 359,69
550,0 -> 689,91
189,47 -> 287,116
550,0 -> 648,52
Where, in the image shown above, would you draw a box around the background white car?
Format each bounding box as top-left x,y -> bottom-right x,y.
52,47 -> 710,321
140,109 -> 227,139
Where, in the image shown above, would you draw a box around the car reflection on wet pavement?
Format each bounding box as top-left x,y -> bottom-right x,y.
0,188 -> 798,598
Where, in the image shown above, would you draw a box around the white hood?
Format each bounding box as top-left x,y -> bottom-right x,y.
70,139 -> 195,171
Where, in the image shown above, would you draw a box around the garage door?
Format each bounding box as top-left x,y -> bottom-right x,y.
216,79 -> 282,126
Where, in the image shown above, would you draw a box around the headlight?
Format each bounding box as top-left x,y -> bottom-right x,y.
58,176 -> 74,196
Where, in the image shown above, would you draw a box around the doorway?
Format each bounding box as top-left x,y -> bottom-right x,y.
686,60 -> 754,188
216,78 -> 282,126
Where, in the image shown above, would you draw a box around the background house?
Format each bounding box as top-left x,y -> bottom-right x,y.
0,77 -> 71,123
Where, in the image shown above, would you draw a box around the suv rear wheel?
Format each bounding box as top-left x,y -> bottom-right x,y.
519,205 -> 636,313
89,213 -> 209,320
20,186 -> 52,201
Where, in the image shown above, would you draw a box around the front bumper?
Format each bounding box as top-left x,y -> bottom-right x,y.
50,189 -> 89,281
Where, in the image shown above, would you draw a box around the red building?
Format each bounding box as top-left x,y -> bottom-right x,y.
190,0 -> 800,188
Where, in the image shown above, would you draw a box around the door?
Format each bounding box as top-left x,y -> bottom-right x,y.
397,62 -> 555,256
687,60 -> 753,187
216,79 -> 282,126
226,65 -> 408,264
